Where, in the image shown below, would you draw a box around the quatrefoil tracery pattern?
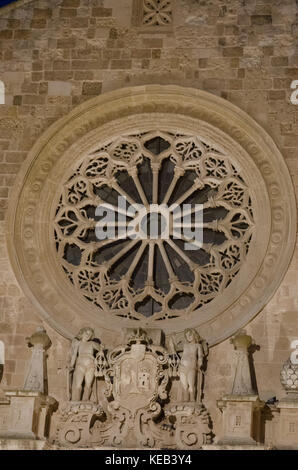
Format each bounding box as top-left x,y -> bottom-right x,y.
54,131 -> 254,322
142,0 -> 173,26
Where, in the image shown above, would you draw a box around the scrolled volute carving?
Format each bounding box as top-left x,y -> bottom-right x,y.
56,326 -> 212,448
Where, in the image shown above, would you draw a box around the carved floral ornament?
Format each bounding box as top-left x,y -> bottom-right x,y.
142,0 -> 173,26
6,86 -> 296,345
132,0 -> 173,28
55,130 -> 253,322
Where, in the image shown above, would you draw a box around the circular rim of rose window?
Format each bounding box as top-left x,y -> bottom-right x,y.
6,85 -> 296,346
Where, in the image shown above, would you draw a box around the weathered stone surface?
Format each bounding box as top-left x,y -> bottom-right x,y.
23,327 -> 51,394
0,390 -> 57,440
0,0 -> 297,450
54,327 -> 212,449
48,81 -> 72,96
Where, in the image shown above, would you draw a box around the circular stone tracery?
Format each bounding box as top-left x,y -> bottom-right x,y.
6,86 -> 296,343
54,131 -> 254,322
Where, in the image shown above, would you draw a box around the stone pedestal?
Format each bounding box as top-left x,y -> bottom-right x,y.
276,396 -> 298,449
217,395 -> 264,446
0,439 -> 49,450
203,444 -> 266,450
0,396 -> 10,436
0,390 -> 57,440
215,330 -> 264,447
0,329 -> 57,448
276,353 -> 298,449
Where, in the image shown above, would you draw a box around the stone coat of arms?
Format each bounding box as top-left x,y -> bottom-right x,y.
55,327 -> 212,449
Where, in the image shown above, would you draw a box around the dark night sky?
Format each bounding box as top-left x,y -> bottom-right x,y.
0,0 -> 19,7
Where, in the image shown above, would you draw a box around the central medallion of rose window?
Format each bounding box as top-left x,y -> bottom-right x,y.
54,131 -> 253,321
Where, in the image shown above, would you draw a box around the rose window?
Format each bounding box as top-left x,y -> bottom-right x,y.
54,131 -> 253,322
8,87 -> 295,341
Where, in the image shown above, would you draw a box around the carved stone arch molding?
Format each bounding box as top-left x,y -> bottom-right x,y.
6,85 -> 296,346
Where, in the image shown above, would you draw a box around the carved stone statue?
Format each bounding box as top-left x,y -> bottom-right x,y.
56,327 -> 212,449
170,328 -> 208,403
0,328 -> 58,441
68,327 -> 102,402
230,329 -> 255,395
23,326 -> 51,394
216,329 -> 264,447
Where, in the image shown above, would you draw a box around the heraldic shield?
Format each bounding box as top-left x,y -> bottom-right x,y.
101,328 -> 170,447
106,329 -> 169,412
55,327 -> 212,449
114,344 -> 159,412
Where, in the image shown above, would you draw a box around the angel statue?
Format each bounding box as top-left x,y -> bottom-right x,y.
68,327 -> 107,402
169,328 -> 208,403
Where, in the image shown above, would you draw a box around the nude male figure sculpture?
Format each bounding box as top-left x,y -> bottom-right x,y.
68,327 -> 102,402
170,328 -> 208,403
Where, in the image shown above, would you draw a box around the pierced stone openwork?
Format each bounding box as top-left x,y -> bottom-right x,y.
142,0 -> 173,26
54,131 -> 253,322
7,86 -> 296,344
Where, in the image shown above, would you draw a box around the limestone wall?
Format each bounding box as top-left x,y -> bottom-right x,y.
0,0 -> 297,442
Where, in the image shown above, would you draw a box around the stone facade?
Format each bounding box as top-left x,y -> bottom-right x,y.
0,0 -> 298,449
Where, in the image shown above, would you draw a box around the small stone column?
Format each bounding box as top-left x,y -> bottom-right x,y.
276,356 -> 298,449
216,330 -> 264,448
1,327 -> 57,443
3,390 -> 57,440
230,329 -> 255,395
0,340 -> 10,436
0,340 -> 5,400
23,326 -> 51,394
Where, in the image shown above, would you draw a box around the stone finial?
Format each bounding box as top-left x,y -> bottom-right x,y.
230,329 -> 255,395
277,353 -> 298,449
23,326 -> 51,394
231,328 -> 252,351
216,330 -> 263,447
26,326 -> 51,350
280,357 -> 298,399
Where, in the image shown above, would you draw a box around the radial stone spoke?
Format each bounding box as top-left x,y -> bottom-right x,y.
172,229 -> 203,250
162,167 -> 184,205
105,239 -> 139,270
147,242 -> 155,285
173,182 -> 201,206
173,222 -> 203,228
97,220 -> 131,228
112,181 -> 137,206
97,200 -> 133,219
125,241 -> 147,279
172,205 -> 204,219
56,129 -> 254,323
151,162 -> 160,204
95,237 -> 127,250
166,238 -> 197,272
157,240 -> 176,280
129,169 -> 148,207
